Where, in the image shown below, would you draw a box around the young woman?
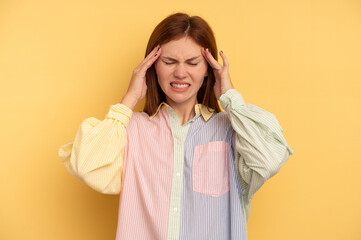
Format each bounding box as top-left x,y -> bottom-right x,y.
59,12 -> 294,240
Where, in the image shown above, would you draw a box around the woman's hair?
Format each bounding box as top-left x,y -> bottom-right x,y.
143,12 -> 221,116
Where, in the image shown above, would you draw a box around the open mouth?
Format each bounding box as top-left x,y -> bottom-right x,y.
170,83 -> 190,89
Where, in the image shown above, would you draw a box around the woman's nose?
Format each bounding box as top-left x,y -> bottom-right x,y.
173,64 -> 187,79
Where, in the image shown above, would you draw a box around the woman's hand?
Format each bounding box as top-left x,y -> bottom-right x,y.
201,48 -> 234,99
121,45 -> 162,110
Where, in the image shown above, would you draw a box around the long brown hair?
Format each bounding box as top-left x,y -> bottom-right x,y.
144,13 -> 221,116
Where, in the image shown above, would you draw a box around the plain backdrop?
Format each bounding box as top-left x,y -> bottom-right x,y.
1,0 -> 360,239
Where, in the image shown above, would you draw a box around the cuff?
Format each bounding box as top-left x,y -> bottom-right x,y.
106,103 -> 133,126
219,89 -> 246,112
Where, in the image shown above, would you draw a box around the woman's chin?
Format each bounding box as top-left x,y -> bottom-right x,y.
166,95 -> 197,107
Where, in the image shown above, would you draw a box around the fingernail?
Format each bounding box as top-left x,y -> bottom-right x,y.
220,50 -> 223,54
157,45 -> 160,51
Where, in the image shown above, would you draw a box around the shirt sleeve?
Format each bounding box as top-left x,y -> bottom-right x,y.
219,89 -> 294,219
58,103 -> 133,194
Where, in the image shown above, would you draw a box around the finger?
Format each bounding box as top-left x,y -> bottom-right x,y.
145,45 -> 160,61
140,45 -> 160,66
203,48 -> 222,70
219,50 -> 229,67
201,48 -> 214,65
139,47 -> 162,72
137,45 -> 160,70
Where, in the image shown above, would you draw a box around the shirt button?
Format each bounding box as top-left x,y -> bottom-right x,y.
176,172 -> 180,177
173,208 -> 177,212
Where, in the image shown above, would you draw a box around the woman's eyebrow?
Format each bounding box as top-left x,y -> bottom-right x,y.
161,56 -> 201,61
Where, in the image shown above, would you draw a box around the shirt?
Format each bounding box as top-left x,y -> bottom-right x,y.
59,89 -> 294,240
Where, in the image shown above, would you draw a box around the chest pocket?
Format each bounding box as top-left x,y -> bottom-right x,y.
193,141 -> 230,197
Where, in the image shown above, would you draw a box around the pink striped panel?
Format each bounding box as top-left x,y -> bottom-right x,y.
193,141 -> 230,197
116,109 -> 173,240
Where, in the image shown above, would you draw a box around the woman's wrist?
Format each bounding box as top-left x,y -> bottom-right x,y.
120,94 -> 138,110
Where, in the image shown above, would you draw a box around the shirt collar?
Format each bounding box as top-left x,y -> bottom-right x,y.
149,102 -> 214,121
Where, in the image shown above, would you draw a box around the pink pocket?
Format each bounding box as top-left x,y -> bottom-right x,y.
193,141 -> 230,197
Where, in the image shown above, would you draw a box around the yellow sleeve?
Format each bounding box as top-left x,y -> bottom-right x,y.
58,104 -> 132,194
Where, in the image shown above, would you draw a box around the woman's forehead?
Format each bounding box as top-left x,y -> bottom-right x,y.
160,36 -> 202,59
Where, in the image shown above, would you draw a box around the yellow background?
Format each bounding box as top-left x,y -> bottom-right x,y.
1,0 -> 360,239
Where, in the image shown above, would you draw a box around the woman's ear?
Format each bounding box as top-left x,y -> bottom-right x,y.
204,68 -> 209,77
154,59 -> 161,76
153,64 -> 157,76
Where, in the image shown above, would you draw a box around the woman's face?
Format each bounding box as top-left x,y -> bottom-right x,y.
154,36 -> 208,109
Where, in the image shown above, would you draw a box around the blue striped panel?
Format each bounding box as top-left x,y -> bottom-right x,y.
179,112 -> 247,240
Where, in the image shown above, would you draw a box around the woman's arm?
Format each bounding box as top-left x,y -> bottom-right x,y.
220,89 -> 294,201
203,49 -> 293,220
58,104 -> 132,194
59,45 -> 161,194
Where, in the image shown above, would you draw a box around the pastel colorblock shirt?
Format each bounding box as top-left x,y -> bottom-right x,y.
59,89 -> 294,240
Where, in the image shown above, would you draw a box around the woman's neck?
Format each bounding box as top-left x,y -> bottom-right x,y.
167,98 -> 198,125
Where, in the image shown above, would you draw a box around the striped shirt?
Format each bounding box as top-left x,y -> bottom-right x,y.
59,89 -> 294,240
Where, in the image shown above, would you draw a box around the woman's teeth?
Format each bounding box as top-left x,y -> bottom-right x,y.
171,83 -> 190,89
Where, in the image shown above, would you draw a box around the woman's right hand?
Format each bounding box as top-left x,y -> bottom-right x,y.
121,45 -> 162,110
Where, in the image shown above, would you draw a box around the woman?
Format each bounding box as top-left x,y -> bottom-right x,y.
59,12 -> 293,240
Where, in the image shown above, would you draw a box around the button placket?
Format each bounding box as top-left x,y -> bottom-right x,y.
166,107 -> 191,240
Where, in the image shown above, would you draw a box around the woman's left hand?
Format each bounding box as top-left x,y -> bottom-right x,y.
201,48 -> 234,99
